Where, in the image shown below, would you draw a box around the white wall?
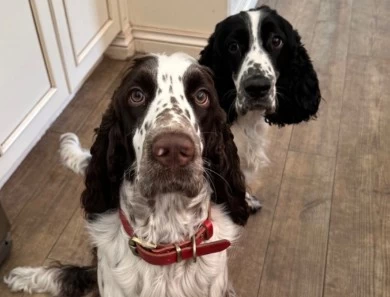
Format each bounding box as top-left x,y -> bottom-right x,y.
126,0 -> 229,57
128,0 -> 228,34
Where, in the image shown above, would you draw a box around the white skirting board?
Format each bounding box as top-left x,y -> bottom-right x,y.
106,25 -> 209,59
133,26 -> 208,58
105,26 -> 136,60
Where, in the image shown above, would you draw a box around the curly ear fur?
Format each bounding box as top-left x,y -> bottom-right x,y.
203,112 -> 249,226
199,32 -> 217,71
265,30 -> 321,126
199,28 -> 239,123
81,104 -> 128,218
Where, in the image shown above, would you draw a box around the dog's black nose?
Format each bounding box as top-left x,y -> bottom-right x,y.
152,133 -> 195,167
243,76 -> 271,99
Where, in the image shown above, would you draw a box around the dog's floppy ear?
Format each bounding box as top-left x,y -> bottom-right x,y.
81,56 -> 148,218
199,23 -> 226,77
203,110 -> 249,226
199,22 -> 240,123
199,30 -> 217,69
266,17 -> 321,126
81,104 -> 127,218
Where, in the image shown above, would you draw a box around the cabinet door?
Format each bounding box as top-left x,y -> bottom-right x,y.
0,0 -> 70,187
0,0 -> 68,155
52,0 -> 121,91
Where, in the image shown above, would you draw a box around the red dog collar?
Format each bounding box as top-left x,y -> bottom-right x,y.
119,209 -> 231,265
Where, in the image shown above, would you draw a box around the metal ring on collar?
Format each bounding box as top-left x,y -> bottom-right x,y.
175,244 -> 182,263
192,236 -> 197,263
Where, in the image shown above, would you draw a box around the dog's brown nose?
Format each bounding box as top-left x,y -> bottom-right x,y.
152,133 -> 195,167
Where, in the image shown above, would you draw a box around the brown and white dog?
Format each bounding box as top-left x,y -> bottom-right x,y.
5,53 -> 247,297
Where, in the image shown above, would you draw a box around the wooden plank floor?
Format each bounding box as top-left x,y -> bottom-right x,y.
1,1 -> 390,296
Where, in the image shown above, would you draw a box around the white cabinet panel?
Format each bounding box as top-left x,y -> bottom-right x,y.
0,1 -> 51,145
0,0 -> 69,187
64,0 -> 110,55
52,0 -> 120,91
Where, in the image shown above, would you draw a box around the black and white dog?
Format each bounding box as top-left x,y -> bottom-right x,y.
58,6 -> 321,211
5,53 -> 245,297
199,5 -> 321,181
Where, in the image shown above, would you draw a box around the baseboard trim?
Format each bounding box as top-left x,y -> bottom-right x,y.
133,26 -> 208,57
133,26 -> 208,47
105,26 -> 135,60
105,42 -> 135,60
106,25 -> 210,59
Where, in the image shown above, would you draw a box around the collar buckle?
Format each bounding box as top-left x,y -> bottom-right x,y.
129,236 -> 158,256
128,237 -> 138,256
131,236 -> 158,249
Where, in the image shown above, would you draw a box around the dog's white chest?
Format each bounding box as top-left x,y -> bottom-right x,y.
231,110 -> 270,179
89,206 -> 238,297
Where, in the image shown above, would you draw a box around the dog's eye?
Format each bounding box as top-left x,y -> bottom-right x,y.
271,36 -> 283,49
194,89 -> 210,107
129,88 -> 145,106
228,42 -> 240,54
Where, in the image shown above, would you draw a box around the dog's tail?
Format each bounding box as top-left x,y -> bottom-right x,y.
59,133 -> 91,176
4,264 -> 98,297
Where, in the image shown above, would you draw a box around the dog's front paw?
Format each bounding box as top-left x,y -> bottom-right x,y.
226,283 -> 238,297
245,192 -> 262,213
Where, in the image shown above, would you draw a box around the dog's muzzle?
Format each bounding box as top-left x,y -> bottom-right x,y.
243,75 -> 271,100
138,122 -> 203,198
152,132 -> 195,168
239,74 -> 275,112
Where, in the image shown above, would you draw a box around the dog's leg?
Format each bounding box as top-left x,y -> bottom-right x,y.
245,191 -> 262,212
97,250 -> 125,297
226,283 -> 238,297
4,264 -> 97,296
209,265 -> 233,297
